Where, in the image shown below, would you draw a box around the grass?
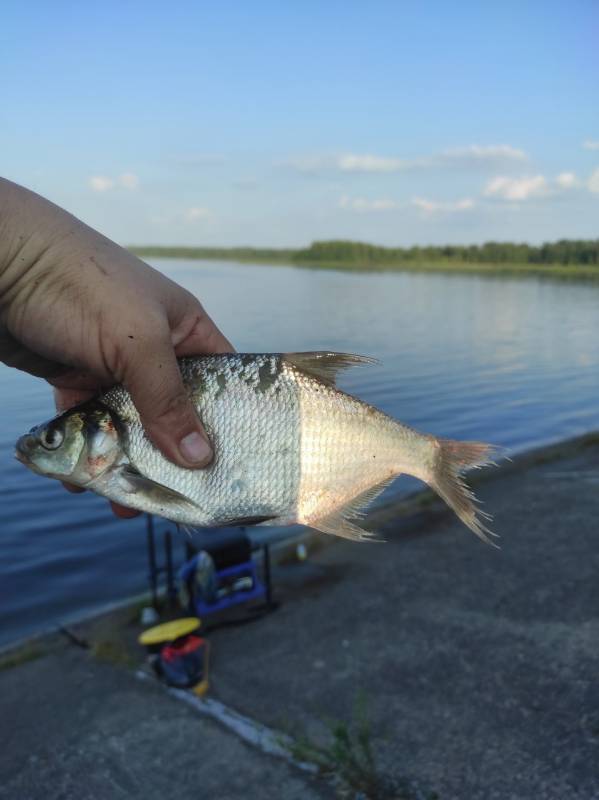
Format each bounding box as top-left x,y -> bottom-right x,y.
285,696 -> 437,800
0,645 -> 45,672
292,260 -> 599,281
91,638 -> 139,668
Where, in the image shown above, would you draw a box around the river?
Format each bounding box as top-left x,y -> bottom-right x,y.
1,260 -> 598,645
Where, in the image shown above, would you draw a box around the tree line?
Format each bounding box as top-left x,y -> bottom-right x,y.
132,239 -> 599,268
294,239 -> 599,266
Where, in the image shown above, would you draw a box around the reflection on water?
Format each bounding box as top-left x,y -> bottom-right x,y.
1,260 -> 599,645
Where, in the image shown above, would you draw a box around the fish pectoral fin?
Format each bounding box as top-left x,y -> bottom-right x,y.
309,512 -> 385,543
283,352 -> 378,387
116,465 -> 195,508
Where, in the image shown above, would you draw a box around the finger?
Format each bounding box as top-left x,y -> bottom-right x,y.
0,333 -> 68,380
173,311 -> 235,357
54,386 -> 97,412
110,502 -> 141,519
122,324 -> 213,469
51,370 -> 109,394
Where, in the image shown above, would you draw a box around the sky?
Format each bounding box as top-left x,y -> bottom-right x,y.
1,1 -> 598,248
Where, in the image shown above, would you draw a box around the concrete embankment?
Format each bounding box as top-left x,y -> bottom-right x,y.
1,434 -> 598,799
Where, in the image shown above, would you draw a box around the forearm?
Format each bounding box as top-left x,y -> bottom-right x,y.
0,178 -> 155,345
0,178 -> 78,311
0,178 -> 131,375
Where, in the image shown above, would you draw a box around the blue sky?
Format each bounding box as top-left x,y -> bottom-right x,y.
2,1 -> 598,247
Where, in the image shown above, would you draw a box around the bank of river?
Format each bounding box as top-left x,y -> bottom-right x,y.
132,248 -> 599,282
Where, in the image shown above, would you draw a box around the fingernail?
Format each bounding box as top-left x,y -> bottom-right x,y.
179,431 -> 212,465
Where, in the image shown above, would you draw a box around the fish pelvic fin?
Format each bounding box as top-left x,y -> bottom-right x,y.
284,352 -> 378,387
428,439 -> 500,547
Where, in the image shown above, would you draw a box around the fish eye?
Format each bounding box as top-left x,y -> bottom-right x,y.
40,427 -> 64,451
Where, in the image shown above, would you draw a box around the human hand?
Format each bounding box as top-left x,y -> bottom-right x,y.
0,178 -> 233,518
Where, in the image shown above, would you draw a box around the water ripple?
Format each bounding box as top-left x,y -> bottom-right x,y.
2,260 -> 599,644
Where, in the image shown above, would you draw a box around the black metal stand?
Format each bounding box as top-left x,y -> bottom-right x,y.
146,514 -> 176,610
262,541 -> 273,609
147,514 -> 157,608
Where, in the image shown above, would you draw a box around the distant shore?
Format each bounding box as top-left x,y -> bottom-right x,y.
131,240 -> 599,281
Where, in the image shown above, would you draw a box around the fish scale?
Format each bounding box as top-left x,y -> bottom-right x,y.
101,354 -> 302,524
294,372 -> 397,522
16,352 -> 498,544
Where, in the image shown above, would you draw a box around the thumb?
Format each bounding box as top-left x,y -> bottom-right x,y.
121,331 -> 213,469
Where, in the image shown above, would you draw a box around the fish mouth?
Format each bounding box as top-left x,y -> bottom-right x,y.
15,434 -> 48,475
15,434 -> 37,464
14,450 -> 28,465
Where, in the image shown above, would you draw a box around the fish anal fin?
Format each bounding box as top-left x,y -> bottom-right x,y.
342,475 -> 397,520
309,512 -> 384,543
284,352 -> 378,387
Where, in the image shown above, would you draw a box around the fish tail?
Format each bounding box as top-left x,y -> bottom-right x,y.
427,438 -> 500,546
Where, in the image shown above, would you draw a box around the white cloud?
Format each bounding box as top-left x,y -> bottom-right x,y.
583,140 -> 599,151
412,197 -> 475,214
286,154 -> 409,174
339,195 -> 399,211
185,206 -> 211,221
484,175 -> 550,201
339,194 -> 476,214
89,175 -> 114,192
441,144 -> 527,162
119,172 -> 139,189
555,172 -> 580,189
588,168 -> 599,194
89,172 -> 139,191
337,154 -> 409,173
283,155 -> 332,173
287,143 -> 526,175
484,171 -> 589,201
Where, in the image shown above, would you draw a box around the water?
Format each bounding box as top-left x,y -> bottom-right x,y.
2,260 -> 599,646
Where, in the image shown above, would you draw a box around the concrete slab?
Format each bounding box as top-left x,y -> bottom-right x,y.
0,644 -> 327,800
207,446 -> 599,799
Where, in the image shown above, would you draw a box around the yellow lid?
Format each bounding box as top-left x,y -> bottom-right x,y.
138,617 -> 201,645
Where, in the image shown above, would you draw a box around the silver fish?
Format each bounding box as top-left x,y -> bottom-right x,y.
15,353 -> 497,543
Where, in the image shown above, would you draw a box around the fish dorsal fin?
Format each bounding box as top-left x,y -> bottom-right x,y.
283,352 -> 378,387
310,513 -> 384,543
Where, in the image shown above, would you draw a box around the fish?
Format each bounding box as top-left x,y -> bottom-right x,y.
15,352 -> 498,544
